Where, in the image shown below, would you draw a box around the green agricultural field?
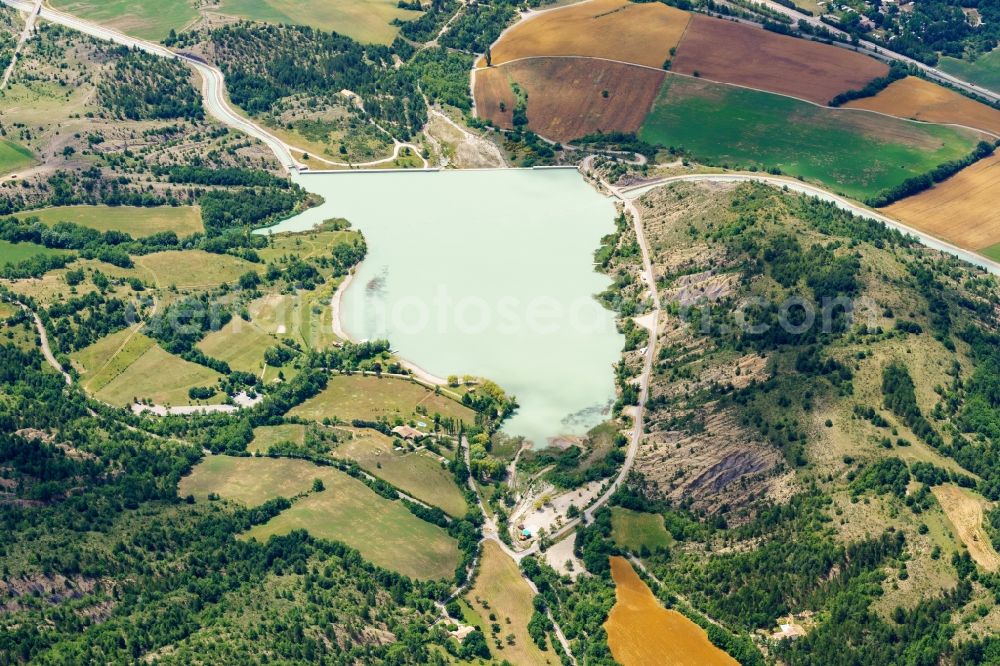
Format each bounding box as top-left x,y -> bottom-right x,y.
938,50 -> 1000,96
0,239 -> 67,267
94,342 -> 224,406
217,0 -> 421,45
50,0 -> 200,41
244,465 -> 460,580
335,429 -> 468,517
16,205 -> 203,238
196,318 -> 275,375
978,241 -> 1000,262
71,328 -> 153,393
290,374 -> 475,424
134,250 -> 261,290
639,76 -> 981,200
0,139 -> 35,175
248,424 -> 307,454
611,507 -> 672,553
179,455 -> 318,504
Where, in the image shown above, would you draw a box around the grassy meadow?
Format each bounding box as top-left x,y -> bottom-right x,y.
217,0 -> 421,45
639,76 -> 981,200
0,139 -> 35,175
0,239 -> 67,266
196,318 -> 276,375
334,429 -> 467,516
134,250 -> 261,290
290,374 -> 475,424
938,50 -> 1000,95
611,507 -> 672,553
248,423 -> 307,454
50,0 -> 199,41
464,541 -> 552,662
71,328 -> 152,393
179,455 -> 318,505
93,341 -> 224,406
243,465 -> 460,580
16,205 -> 203,238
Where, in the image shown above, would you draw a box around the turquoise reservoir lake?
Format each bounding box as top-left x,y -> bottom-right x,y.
264,168 -> 623,446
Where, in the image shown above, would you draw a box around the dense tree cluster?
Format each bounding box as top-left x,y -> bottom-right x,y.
207,24 -> 426,140
98,47 -> 204,120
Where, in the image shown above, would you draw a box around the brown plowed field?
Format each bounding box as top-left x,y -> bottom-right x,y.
883,153 -> 1000,250
671,15 -> 888,104
846,76 -> 1000,136
485,0 -> 689,68
474,57 -> 665,143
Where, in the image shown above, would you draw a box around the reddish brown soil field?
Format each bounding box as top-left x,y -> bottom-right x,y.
485,0 -> 689,68
474,57 -> 666,143
671,15 -> 888,104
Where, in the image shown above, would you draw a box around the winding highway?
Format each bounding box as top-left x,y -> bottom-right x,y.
0,0 -> 432,172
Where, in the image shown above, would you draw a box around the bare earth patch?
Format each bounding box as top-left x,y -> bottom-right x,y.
671,15 -> 888,105
931,484 -> 1000,572
486,0 -> 689,68
475,57 -> 665,143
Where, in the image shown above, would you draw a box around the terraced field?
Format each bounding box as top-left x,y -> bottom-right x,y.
670,15 -> 887,105
485,0 -> 689,68
640,76 -> 981,200
475,57 -> 665,142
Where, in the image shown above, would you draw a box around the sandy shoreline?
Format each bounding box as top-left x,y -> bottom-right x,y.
330,268 -> 453,387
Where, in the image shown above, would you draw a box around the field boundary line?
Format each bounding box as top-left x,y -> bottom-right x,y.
475,55 -> 1000,140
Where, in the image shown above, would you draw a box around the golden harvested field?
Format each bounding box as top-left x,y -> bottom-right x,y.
931,484 -> 1000,572
846,76 -> 1000,136
605,557 -> 738,666
485,0 -> 689,68
464,541 -> 552,664
882,153 -> 1000,252
475,57 -> 665,143
671,15 -> 888,105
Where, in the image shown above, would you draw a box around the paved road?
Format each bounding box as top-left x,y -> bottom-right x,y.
0,0 -> 41,89
738,0 -> 1000,103
0,0 -> 430,172
620,173 -> 1000,275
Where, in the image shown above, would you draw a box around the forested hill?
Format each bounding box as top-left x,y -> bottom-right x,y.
584,174 -> 1000,663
